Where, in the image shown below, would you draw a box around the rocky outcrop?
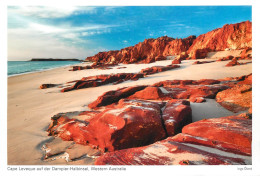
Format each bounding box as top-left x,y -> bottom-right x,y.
69,63 -> 118,71
225,58 -> 241,67
61,73 -> 144,92
94,115 -> 251,165
182,116 -> 252,155
216,84 -> 252,113
39,84 -> 59,89
162,100 -> 192,136
62,65 -> 180,92
48,99 -> 167,152
192,61 -> 215,65
128,86 -> 168,100
86,36 -> 196,64
85,21 -> 251,64
172,59 -> 181,64
140,65 -> 180,75
188,21 -> 252,59
88,85 -> 147,109
217,55 -> 234,61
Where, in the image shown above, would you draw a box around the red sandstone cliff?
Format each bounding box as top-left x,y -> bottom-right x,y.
188,21 -> 252,59
86,21 -> 252,64
86,35 -> 196,64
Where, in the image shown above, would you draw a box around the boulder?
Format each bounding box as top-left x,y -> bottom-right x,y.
48,99 -> 167,152
162,100 -> 192,136
216,84 -> 252,113
128,86 -> 169,100
225,58 -> 241,67
172,59 -> 181,64
95,133 -> 250,165
182,116 -> 252,153
192,61 -> 215,65
40,84 -> 58,89
61,73 -> 144,92
88,85 -> 147,109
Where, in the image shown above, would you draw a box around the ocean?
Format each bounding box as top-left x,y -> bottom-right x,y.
8,61 -> 82,76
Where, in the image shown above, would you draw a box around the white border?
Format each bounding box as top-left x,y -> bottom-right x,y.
1,0 -> 259,176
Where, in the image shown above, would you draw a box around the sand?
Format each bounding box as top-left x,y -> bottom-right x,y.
7,50 -> 252,165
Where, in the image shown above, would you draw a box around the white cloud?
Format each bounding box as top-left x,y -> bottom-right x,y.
8,6 -> 97,18
8,28 -> 94,60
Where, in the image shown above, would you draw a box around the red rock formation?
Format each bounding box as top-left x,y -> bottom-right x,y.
188,21 -> 252,59
172,59 -> 181,64
61,73 -> 144,92
191,48 -> 211,59
86,36 -> 196,65
95,134 -> 250,165
216,84 -> 252,113
182,116 -> 252,152
39,84 -> 58,89
240,47 -> 252,59
88,85 -> 147,109
172,133 -> 251,156
140,65 -> 180,75
217,55 -> 234,61
48,99 -> 167,152
225,58 -> 241,67
84,21 -> 251,64
128,86 -> 167,100
95,115 -> 251,165
153,78 -> 220,87
192,60 -> 215,65
162,100 -> 192,136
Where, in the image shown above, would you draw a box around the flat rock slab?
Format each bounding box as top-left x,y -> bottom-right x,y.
182,116 -> 252,154
95,136 -> 251,165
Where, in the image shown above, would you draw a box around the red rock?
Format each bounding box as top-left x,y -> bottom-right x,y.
191,48 -> 210,59
196,79 -> 221,85
128,86 -> 169,100
173,85 -> 228,100
48,99 -> 167,152
162,100 -> 192,136
189,96 -> 206,103
61,73 -> 144,92
140,65 -> 180,75
153,78 -> 220,87
117,67 -> 127,69
172,59 -> 181,64
192,60 -> 215,65
188,21 -> 252,55
155,55 -> 167,61
88,85 -> 147,109
237,74 -> 252,85
172,133 -> 251,156
216,84 -> 252,113
39,84 -> 58,89
95,134 -> 250,165
69,65 -> 92,71
86,36 -> 196,65
240,47 -> 252,59
217,55 -> 234,62
225,58 -> 241,67
182,116 -> 252,152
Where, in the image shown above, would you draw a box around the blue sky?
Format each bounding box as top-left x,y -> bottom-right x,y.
8,6 -> 252,61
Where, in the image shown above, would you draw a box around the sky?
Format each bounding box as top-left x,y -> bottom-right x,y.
7,6 -> 252,61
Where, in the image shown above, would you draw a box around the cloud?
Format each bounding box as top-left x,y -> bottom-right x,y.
8,28 -> 94,60
8,6 -> 98,18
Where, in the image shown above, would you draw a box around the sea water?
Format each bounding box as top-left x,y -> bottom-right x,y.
8,61 -> 82,76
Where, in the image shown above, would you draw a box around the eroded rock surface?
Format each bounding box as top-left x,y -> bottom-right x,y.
48,99 -> 167,152
86,36 -> 196,65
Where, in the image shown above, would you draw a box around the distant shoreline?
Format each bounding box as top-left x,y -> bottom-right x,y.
30,58 -> 82,61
